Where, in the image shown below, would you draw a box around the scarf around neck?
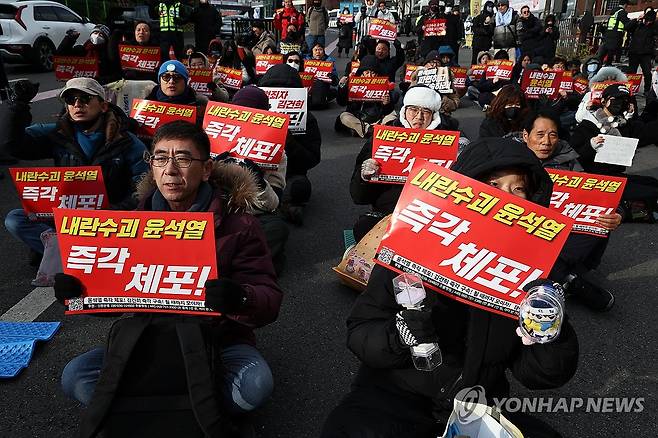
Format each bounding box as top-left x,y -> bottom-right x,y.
496,8 -> 513,26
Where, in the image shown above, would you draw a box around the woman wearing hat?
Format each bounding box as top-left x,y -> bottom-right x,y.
56,24 -> 121,84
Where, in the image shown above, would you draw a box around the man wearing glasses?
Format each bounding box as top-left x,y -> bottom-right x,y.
3,77 -> 147,263
492,0 -> 519,62
516,5 -> 543,59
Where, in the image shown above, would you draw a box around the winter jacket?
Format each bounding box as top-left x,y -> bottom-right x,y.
537,23 -> 560,60
416,13 -> 450,57
627,19 -> 658,56
347,138 -> 577,422
375,9 -> 396,24
251,31 -> 277,56
479,115 -> 508,138
146,85 -> 209,126
8,104 -> 147,208
190,2 -> 221,51
350,115 -> 459,214
376,42 -> 405,82
493,10 -> 518,49
516,13 -> 543,56
575,66 -> 628,123
603,6 -> 629,50
508,132 -> 584,171
136,162 -> 283,347
274,6 -> 305,40
57,34 -> 121,85
472,5 -> 495,52
306,6 -> 330,36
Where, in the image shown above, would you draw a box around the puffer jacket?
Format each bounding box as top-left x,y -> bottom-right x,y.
508,132 -> 584,171
346,137 -> 578,424
251,30 -> 277,56
306,6 -> 330,35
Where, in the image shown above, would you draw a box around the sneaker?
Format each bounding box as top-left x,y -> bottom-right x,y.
568,273 -> 615,312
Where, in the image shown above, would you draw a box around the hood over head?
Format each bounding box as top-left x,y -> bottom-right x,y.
259,63 -> 303,87
589,66 -> 627,85
400,85 -> 443,130
356,55 -> 382,75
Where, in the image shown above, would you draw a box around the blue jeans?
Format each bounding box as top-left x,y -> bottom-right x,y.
4,208 -> 53,254
306,34 -> 326,51
61,343 -> 273,413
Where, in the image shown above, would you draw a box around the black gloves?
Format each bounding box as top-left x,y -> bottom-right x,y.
395,309 -> 438,346
54,273 -> 83,304
204,278 -> 247,314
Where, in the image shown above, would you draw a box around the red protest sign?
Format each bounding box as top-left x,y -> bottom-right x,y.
54,209 -> 218,316
350,61 -> 360,76
370,125 -> 459,184
214,65 -> 243,89
470,64 -> 486,81
626,73 -> 642,95
54,56 -> 98,81
521,70 -> 562,100
299,71 -> 314,88
203,102 -> 289,169
130,99 -> 197,138
340,13 -> 354,24
590,81 -> 625,101
375,162 -> 573,319
10,167 -> 108,220
559,71 -> 573,93
423,18 -> 447,37
485,60 -> 514,80
450,66 -> 468,90
188,68 -> 214,96
368,18 -> 397,41
548,169 -> 626,237
255,54 -> 284,75
118,44 -> 161,72
573,77 -> 589,95
404,64 -> 418,82
348,76 -> 391,102
303,59 -> 334,82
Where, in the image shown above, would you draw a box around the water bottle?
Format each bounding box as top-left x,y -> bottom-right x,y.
518,282 -> 565,344
392,273 -> 442,371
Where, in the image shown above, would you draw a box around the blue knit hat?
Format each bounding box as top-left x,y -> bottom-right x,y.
158,60 -> 189,82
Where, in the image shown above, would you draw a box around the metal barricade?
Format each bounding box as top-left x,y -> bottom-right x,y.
231,18 -> 277,42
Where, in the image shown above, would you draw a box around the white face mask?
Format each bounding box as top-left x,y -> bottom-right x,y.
287,60 -> 300,71
90,33 -> 105,45
445,7 -> 452,13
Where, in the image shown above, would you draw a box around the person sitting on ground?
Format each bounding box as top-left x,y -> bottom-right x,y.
409,49 -> 460,115
122,21 -> 160,81
259,64 -> 323,226
469,49 -> 512,108
283,51 -> 303,72
279,23 -> 307,54
187,52 -> 230,103
251,20 -> 277,56
335,55 -> 400,138
207,38 -> 223,64
465,51 -> 493,101
510,53 -> 531,84
57,24 -> 120,84
350,85 -> 461,241
479,84 -> 529,138
4,78 -> 147,263
322,137 -> 578,438
216,39 -> 257,92
304,42 -> 339,109
373,39 -> 405,83
56,120 -> 283,435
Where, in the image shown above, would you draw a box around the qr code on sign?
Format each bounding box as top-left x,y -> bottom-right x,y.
377,247 -> 395,264
68,298 -> 83,311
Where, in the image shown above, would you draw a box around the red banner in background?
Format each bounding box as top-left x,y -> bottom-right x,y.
118,45 -> 161,72
214,65 -> 243,89
590,81 -> 625,101
547,169 -> 626,237
626,73 -> 642,95
203,102 -> 289,169
54,209 -> 218,316
188,68 -> 214,96
130,99 -> 197,138
10,167 -> 108,220
348,76 -> 391,102
470,64 -> 486,81
451,67 -> 467,90
375,162 -> 573,319
54,56 -> 98,81
423,18 -> 447,37
485,60 -> 513,81
559,71 -> 573,93
370,126 -> 459,184
350,61 -> 360,76
573,77 -> 589,95
368,18 -> 397,41
303,59 -> 334,82
255,54 -> 284,75
404,64 -> 418,82
521,70 -> 563,100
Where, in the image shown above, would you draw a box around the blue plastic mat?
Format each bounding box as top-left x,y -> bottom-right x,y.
0,322 -> 61,378
343,229 -> 356,250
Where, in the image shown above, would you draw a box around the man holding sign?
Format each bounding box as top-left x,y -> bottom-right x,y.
56,121 -> 282,431
322,138 -> 577,437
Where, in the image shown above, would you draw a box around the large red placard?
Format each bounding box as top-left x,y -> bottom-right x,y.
54,56 -> 98,81
214,65 -> 243,89
370,125 -> 459,184
130,99 -> 197,138
485,60 -> 514,81
547,169 -> 626,237
368,18 -> 397,41
375,162 -> 573,318
348,76 -> 391,102
118,45 -> 161,72
255,54 -> 284,75
470,64 -> 486,81
303,59 -> 334,82
202,102 -> 289,169
521,70 -> 563,100
10,167 -> 108,220
451,67 -> 467,90
423,18 -> 447,37
188,68 -> 214,96
54,209 -> 219,316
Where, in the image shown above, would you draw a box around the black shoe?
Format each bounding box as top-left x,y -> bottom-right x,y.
568,273 -> 615,312
28,249 -> 42,267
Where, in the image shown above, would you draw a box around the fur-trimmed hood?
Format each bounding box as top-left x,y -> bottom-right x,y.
589,66 -> 627,86
136,161 -> 262,214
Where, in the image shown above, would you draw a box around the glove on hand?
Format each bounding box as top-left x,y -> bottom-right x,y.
360,158 -> 380,181
395,309 -> 438,347
204,278 -> 247,314
54,273 -> 83,304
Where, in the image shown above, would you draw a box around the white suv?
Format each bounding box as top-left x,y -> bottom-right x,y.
0,0 -> 95,71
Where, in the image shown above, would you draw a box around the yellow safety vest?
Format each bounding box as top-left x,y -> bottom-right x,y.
606,9 -> 625,32
159,2 -> 181,32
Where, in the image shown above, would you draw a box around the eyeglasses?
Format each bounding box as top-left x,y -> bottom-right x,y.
144,152 -> 208,168
406,105 -> 433,118
160,73 -> 184,83
287,59 -> 300,64
64,93 -> 94,105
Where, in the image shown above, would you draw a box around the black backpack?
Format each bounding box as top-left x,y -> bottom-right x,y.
78,315 -> 238,438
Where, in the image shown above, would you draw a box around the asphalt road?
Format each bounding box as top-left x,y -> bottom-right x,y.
0,33 -> 656,437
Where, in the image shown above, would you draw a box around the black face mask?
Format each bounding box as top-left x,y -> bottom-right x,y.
504,107 -> 520,120
607,100 -> 627,116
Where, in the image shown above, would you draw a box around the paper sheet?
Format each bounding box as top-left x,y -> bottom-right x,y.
594,135 -> 639,167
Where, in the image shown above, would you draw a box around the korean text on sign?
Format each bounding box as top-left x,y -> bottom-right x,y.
370,125 -> 459,184
303,59 -> 334,82
375,161 -> 574,319
118,44 -> 161,72
485,60 -> 514,81
54,56 -> 99,81
261,87 -> 308,134
548,169 -> 626,237
348,76 -> 391,102
10,166 -> 108,220
470,64 -> 486,81
404,64 -> 418,82
521,70 -> 563,100
416,67 -> 453,94
368,18 -> 397,41
214,66 -> 243,89
188,68 -> 214,96
203,102 -> 289,169
54,209 -> 218,316
423,18 -> 447,37
130,99 -> 197,138
255,54 -> 284,75
450,67 -> 467,90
